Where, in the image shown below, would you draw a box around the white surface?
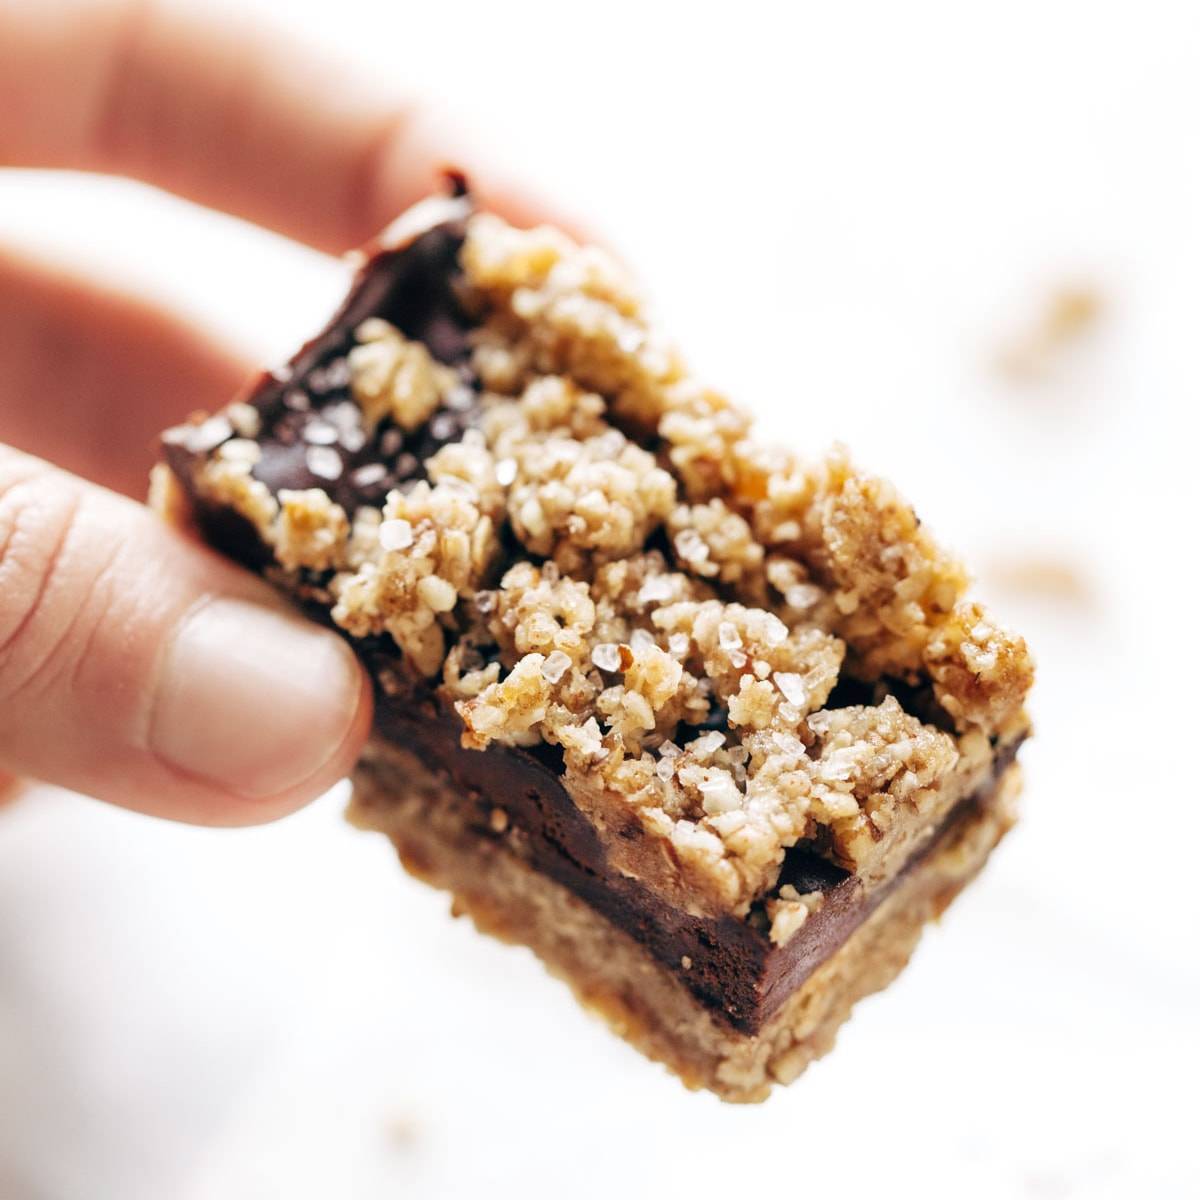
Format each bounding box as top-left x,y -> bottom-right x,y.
1,1 -> 1198,1197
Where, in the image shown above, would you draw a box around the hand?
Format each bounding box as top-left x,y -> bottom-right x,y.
0,0 -> 552,824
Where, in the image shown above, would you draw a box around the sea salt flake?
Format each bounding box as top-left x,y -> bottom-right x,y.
303,420 -> 339,445
591,643 -> 621,672
351,463 -> 388,487
417,575 -> 457,612
764,614 -> 789,646
630,629 -> 656,652
786,583 -> 822,611
774,672 -> 809,709
323,358 -> 351,390
429,413 -> 458,441
690,731 -> 725,760
227,403 -> 261,439
325,400 -> 361,432
186,415 -> 233,453
217,438 -> 260,465
616,326 -> 645,354
699,773 -> 742,813
379,519 -> 414,552
718,621 -> 742,651
675,529 -> 709,563
541,650 -> 572,684
446,384 -> 476,412
305,446 -> 343,480
638,576 -> 673,604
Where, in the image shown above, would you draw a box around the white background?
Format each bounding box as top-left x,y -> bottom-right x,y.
1,1 -> 1198,1197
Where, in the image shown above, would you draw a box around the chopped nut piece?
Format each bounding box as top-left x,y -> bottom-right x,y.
349,318 -> 456,431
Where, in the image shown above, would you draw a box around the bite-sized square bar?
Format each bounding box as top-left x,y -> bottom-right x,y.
157,183 -> 1034,1102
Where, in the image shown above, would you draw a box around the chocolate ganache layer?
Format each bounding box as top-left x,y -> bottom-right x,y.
364,681 -> 1021,1034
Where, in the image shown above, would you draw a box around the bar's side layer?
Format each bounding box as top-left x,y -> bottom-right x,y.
349,737 -> 1020,1102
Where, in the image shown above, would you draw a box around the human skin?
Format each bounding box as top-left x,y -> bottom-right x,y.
0,0 -> 562,825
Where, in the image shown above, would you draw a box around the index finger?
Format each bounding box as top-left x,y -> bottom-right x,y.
0,0 -> 562,254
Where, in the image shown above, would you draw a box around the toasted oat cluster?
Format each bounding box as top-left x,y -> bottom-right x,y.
184,210 -> 1034,918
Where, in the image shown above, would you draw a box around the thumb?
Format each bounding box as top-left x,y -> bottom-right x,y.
0,447 -> 371,825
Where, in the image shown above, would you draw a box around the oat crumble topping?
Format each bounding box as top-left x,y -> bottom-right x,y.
171,208 -> 1034,917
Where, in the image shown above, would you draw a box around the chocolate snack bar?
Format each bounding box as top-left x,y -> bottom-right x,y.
156,186 -> 1034,1101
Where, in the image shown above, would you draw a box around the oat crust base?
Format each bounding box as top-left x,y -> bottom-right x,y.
349,739 -> 1020,1102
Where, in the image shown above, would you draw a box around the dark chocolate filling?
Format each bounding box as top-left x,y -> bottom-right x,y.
164,219 -> 480,525
368,684 -> 1020,1034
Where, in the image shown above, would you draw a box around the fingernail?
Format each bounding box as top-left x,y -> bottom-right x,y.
150,597 -> 363,799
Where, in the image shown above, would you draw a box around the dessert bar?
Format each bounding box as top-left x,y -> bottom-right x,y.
157,184 -> 1033,1101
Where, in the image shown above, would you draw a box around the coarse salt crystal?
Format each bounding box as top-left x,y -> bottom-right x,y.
325,400 -> 361,433
674,529 -> 709,563
417,575 -> 457,612
430,413 -> 458,440
699,773 -> 742,813
764,614 -> 789,646
379,519 -> 414,552
217,438 -> 260,464
668,632 -> 690,657
786,583 -> 822,611
630,629 -> 656,652
639,576 -> 673,604
186,415 -> 233,453
352,463 -> 388,487
303,420 -> 339,445
616,326 -> 645,354
495,458 -> 518,486
541,650 -> 571,684
305,446 -> 343,480
591,643 -> 621,672
227,403 -> 261,439
593,429 -> 626,457
774,672 -> 808,708
655,757 -> 676,782
690,731 -> 725,759
718,621 -> 742,650
446,384 -> 476,411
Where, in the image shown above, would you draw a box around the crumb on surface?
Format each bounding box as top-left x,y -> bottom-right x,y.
994,282 -> 1105,383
